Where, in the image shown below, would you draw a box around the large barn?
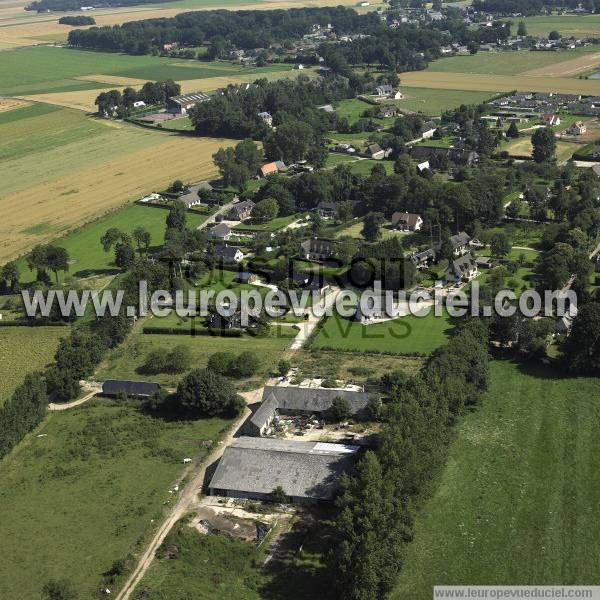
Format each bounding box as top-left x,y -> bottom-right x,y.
208,437 -> 360,503
244,385 -> 370,437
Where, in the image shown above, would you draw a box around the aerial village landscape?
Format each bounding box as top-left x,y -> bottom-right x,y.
2,0 -> 600,598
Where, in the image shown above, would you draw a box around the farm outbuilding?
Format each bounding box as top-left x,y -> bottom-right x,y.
101,380 -> 160,399
208,437 -> 360,503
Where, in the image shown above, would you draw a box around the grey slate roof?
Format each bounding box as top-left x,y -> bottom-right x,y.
249,386 -> 369,433
210,223 -> 232,238
102,380 -> 160,398
209,437 -> 359,501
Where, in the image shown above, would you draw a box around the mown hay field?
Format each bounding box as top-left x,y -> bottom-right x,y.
0,103 -> 234,262
427,47 -> 599,76
0,326 -> 67,405
523,51 -> 600,77
400,71 -> 600,96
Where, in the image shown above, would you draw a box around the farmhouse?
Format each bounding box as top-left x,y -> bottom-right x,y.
176,182 -> 212,208
259,162 -> 280,177
299,238 -> 337,261
101,380 -> 160,399
229,200 -> 255,221
379,105 -> 399,118
209,223 -> 232,241
444,253 -> 478,284
245,385 -> 371,437
366,143 -> 389,160
391,211 -> 423,231
234,271 -> 256,284
374,84 -> 393,96
214,244 -> 244,263
167,91 -> 210,114
568,121 -> 587,135
208,437 -> 360,503
316,201 -> 337,218
540,113 -> 560,126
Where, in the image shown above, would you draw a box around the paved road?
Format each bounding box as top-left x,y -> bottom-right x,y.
196,199 -> 237,231
288,286 -> 340,351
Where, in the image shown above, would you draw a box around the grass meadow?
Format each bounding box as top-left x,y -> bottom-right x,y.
396,87 -> 495,115
311,310 -> 454,356
0,326 -> 67,405
0,399 -> 231,598
518,14 -> 600,38
394,360 -> 600,597
17,203 -> 210,282
133,522 -> 268,599
96,324 -> 296,390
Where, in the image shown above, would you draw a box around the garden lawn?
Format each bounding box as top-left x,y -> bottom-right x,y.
334,97 -> 378,123
311,310 -> 454,355
0,326 -> 67,405
0,399 -> 231,599
394,360 -> 600,597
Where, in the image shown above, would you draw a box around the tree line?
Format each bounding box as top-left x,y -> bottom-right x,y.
67,7 -> 378,54
95,79 -> 180,117
327,318 -> 490,599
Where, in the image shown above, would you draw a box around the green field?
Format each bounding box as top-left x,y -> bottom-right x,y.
397,87 -> 495,115
0,47 -> 292,96
0,326 -> 67,405
96,325 -> 296,390
519,14 -> 600,38
18,203 -> 209,282
427,47 -> 597,76
0,399 -> 231,599
394,360 -> 600,597
0,103 -> 110,163
311,310 -> 454,355
335,98 -> 379,123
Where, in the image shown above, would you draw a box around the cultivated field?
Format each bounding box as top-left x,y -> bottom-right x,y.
0,399 -> 231,598
0,326 -> 67,405
0,103 -> 234,262
427,47 -> 599,76
394,361 -> 600,597
0,47 -> 293,97
311,310 -> 454,356
401,71 -> 600,96
0,0 -> 360,48
523,51 -> 600,77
